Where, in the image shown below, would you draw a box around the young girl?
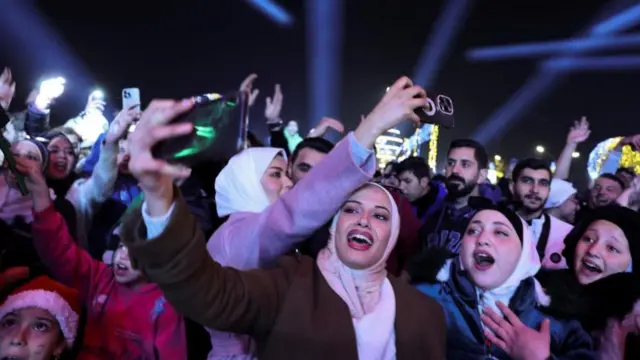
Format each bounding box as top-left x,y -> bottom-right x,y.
416,200 -> 596,359
15,156 -> 187,359
0,276 -> 80,360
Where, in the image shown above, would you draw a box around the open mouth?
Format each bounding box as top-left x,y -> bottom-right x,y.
347,230 -> 373,251
114,263 -> 129,275
581,258 -> 603,274
54,161 -> 67,172
473,250 -> 495,271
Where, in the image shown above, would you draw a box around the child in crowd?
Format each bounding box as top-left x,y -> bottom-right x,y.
0,276 -> 80,360
17,155 -> 187,359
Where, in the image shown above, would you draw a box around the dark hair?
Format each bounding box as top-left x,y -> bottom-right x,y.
291,137 -> 334,164
616,167 -> 635,178
397,156 -> 430,180
44,126 -> 84,145
448,139 -> 488,169
511,158 -> 551,183
598,173 -> 625,190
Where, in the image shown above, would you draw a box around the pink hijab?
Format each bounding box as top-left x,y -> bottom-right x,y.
316,183 -> 400,319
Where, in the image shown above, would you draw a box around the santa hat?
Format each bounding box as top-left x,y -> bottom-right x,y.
0,276 -> 80,347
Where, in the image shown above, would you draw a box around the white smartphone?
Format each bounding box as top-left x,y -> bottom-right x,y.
122,88 -> 141,111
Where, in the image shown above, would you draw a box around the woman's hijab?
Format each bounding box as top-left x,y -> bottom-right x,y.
214,147 -> 286,217
316,182 -> 401,319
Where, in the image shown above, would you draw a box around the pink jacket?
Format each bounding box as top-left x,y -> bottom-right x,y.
205,133 -> 375,358
32,205 -> 187,360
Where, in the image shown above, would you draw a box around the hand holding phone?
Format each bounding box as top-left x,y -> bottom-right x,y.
413,91 -> 455,128
122,88 -> 141,112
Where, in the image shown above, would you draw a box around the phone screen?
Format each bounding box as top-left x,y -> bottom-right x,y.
151,92 -> 244,167
122,88 -> 141,111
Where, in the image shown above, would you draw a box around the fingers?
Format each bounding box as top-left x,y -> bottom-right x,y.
135,158 -> 192,179
149,122 -> 193,143
480,313 -> 512,342
387,76 -> 413,94
126,103 -> 141,111
483,330 -> 507,351
496,301 -> 521,326
266,96 -> 272,107
142,99 -> 194,127
240,73 -> 258,90
539,318 -> 551,335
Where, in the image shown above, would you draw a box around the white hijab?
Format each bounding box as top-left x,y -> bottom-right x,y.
214,147 -> 286,217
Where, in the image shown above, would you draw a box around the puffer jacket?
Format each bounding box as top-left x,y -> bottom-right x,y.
416,263 -> 596,359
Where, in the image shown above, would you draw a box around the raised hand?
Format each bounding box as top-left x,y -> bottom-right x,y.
14,157 -> 50,212
308,117 -> 345,138
105,104 -> 141,145
481,302 -> 551,360
354,76 -> 426,149
127,99 -> 194,216
265,84 -> 283,125
0,67 -> 16,110
85,94 -> 106,115
566,116 -> 590,145
239,73 -> 260,107
35,77 -> 65,111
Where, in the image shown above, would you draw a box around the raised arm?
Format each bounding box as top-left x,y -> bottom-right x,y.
122,188 -> 289,339
210,76 -> 428,269
17,157 -> 107,304
208,132 -> 375,269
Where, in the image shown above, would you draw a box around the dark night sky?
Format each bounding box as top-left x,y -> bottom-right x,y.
2,0 -> 639,186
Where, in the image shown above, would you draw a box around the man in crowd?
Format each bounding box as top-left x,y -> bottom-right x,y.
544,178 -> 580,224
396,156 -> 446,224
509,158 -> 572,268
288,137 -> 334,184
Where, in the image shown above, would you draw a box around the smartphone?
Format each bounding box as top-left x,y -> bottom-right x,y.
122,88 -> 141,111
414,92 -> 455,128
151,92 -> 245,167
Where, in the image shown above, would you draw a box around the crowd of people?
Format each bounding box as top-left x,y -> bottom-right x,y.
0,67 -> 640,360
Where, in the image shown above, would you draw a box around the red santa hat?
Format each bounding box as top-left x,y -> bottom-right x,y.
0,276 -> 80,347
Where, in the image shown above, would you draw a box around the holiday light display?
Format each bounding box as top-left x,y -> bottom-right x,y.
375,123 -> 438,170
587,136 -> 640,179
375,128 -> 405,169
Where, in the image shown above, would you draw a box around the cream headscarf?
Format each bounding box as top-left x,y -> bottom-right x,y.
214,147 -> 287,217
316,182 -> 401,319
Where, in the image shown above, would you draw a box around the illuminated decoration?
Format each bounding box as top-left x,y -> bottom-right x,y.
375,128 -> 405,169
427,124 -> 439,171
487,162 -> 497,184
588,136 -> 640,179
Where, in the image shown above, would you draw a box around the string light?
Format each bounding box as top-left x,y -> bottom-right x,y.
428,125 -> 439,172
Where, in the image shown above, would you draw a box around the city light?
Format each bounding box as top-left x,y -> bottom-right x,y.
535,145 -> 545,154
494,154 -> 502,161
572,151 -> 580,158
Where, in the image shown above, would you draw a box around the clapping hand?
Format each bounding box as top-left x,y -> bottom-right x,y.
0,67 -> 16,110
566,116 -> 590,145
239,73 -> 260,107
355,76 -> 426,149
481,302 -> 551,360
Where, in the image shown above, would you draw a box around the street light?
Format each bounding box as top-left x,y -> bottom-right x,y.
572,151 -> 580,158
494,154 -> 502,161
535,145 -> 545,154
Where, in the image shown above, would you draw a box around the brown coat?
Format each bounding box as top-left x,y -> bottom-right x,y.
121,191 -> 447,360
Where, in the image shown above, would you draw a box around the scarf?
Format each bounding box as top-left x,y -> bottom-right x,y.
214,147 -> 286,217
316,182 -> 400,318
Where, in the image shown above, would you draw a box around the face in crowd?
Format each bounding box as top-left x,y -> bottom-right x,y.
589,175 -> 623,209
554,194 -> 580,224
511,167 -> 551,215
46,135 -> 76,180
261,155 -> 293,203
333,184 -> 393,269
285,121 -> 299,136
112,242 -> 144,285
0,307 -> 66,359
4,140 -> 45,189
460,209 -> 522,290
380,163 -> 400,189
117,139 -> 131,175
289,147 -> 326,184
573,220 -> 631,285
445,146 -> 486,199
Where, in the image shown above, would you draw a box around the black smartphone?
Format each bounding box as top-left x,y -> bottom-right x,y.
414,92 -> 455,129
151,91 -> 246,167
